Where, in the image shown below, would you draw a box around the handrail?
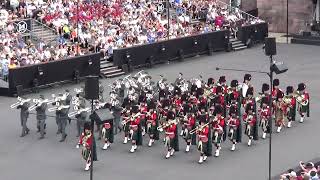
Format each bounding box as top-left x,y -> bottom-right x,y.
32,19 -> 57,32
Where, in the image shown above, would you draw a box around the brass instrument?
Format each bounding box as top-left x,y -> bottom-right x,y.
10,97 -> 31,108
293,91 -> 309,106
28,99 -> 50,111
68,107 -> 91,118
48,104 -> 70,112
255,93 -> 266,103
121,112 -> 141,125
189,122 -> 210,134
157,119 -> 179,131
282,95 -> 292,105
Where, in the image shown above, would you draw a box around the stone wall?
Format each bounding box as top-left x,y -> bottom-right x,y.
241,0 -> 257,12
257,0 -> 314,33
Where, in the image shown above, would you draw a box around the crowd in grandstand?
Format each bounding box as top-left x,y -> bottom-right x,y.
0,0 -> 263,79
280,161 -> 320,180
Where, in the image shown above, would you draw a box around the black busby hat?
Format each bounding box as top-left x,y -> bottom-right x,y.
229,105 -> 238,115
138,94 -> 146,103
216,86 -> 223,93
229,92 -> 237,101
197,87 -> 204,96
214,105 -> 223,114
261,97 -> 269,104
39,95 -> 45,99
246,87 -> 254,97
148,101 -> 156,110
199,114 -> 207,123
198,103 -> 207,111
244,74 -> 252,82
84,122 -> 91,131
297,83 -> 306,91
231,80 -> 238,87
174,86 -> 182,96
65,89 -> 70,93
273,79 -> 280,87
219,76 -> 226,83
262,83 -> 270,92
183,104 -> 192,113
277,91 -> 284,100
286,86 -> 294,95
207,78 -> 214,85
131,105 -> 139,113
167,111 -> 175,120
245,104 -> 254,113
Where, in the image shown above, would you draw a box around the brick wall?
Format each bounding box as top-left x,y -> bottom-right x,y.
257,0 -> 313,33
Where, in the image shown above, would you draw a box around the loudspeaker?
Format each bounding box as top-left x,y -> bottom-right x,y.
16,85 -> 23,97
85,76 -> 99,100
90,109 -> 114,125
271,62 -> 288,74
265,37 -> 277,56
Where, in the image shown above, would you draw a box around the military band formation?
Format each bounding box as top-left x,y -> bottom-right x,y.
11,70 -> 310,170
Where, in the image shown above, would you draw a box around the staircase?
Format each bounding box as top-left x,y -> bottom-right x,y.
230,38 -> 247,51
31,20 -> 58,45
100,58 -> 125,78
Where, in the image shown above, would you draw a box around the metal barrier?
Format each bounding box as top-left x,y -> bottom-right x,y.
7,53 -> 101,96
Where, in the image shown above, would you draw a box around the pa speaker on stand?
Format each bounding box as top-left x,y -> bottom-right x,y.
264,37 -> 277,56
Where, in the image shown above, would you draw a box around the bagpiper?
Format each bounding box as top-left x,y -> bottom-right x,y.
243,104 -> 258,146
211,105 -> 225,157
274,91 -> 286,133
285,86 -> 296,128
259,97 -> 271,139
128,105 -> 143,153
296,83 -> 310,123
227,105 -> 241,151
163,111 -> 179,159
195,116 -> 212,164
77,122 -> 98,171
182,105 -> 196,152
101,108 -> 114,150
272,79 -> 282,99
35,95 -> 48,139
146,102 -> 159,147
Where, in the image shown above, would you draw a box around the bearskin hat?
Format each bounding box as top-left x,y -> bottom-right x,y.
207,78 -> 215,86
183,104 -> 192,113
162,99 -> 170,108
84,122 -> 91,131
246,87 -> 254,97
245,104 -> 254,113
174,86 -> 181,96
131,105 -> 140,113
286,86 -> 294,95
229,105 -> 238,115
229,92 -> 236,101
138,94 -> 146,103
147,101 -> 156,110
214,105 -> 223,115
261,97 -> 269,105
262,83 -> 270,93
297,83 -> 306,91
197,87 -> 204,96
198,103 -> 207,111
191,84 -> 197,93
273,79 -> 280,87
219,76 -> 226,83
199,114 -> 207,123
277,91 -> 284,100
167,111 -> 175,120
231,80 -> 238,88
244,74 -> 252,82
216,86 -> 223,93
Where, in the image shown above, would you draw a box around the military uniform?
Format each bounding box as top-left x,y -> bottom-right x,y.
56,105 -> 69,142
285,86 -> 296,128
296,83 -> 310,123
243,104 -> 258,146
197,118 -> 212,164
75,105 -> 88,137
101,118 -> 114,150
259,97 -> 271,139
129,106 -> 143,153
227,105 -> 241,151
17,101 -> 30,137
35,96 -> 47,139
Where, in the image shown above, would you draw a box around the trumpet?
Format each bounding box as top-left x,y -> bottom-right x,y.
10,97 -> 31,108
157,119 -> 179,131
48,105 -> 70,112
189,122 -> 210,134
293,91 -> 309,106
28,99 -> 49,111
68,107 -> 91,118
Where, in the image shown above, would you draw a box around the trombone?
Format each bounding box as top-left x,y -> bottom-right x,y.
189,122 -> 210,134
121,112 -> 141,125
10,97 -> 31,108
28,99 -> 50,111
157,119 -> 179,131
68,107 -> 91,118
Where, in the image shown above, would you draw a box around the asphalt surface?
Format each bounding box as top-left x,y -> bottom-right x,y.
1,43 -> 319,180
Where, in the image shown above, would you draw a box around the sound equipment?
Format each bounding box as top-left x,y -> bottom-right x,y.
85,76 -> 99,100
90,108 -> 114,125
265,37 -> 277,56
271,62 -> 288,74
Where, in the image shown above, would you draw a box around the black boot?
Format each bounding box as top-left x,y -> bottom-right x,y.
59,134 -> 67,142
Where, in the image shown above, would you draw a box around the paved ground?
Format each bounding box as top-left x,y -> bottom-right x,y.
1,43 -> 319,180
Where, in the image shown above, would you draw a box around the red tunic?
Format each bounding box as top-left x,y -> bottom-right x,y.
186,115 -> 196,129
259,106 -> 271,120
140,105 -> 148,119
227,117 -> 240,128
130,116 -> 141,131
242,113 -> 256,126
79,133 -> 93,149
198,126 -> 209,142
147,112 -> 157,126
165,124 -> 177,139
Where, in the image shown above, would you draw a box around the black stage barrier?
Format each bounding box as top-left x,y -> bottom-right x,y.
113,30 -> 229,68
7,53 -> 100,96
237,22 -> 268,44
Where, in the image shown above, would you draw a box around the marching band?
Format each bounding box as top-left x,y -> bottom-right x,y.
11,71 -> 311,170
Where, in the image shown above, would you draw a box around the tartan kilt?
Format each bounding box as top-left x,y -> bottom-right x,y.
82,147 -> 91,161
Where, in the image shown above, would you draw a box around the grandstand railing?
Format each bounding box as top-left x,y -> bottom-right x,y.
31,19 -> 58,46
